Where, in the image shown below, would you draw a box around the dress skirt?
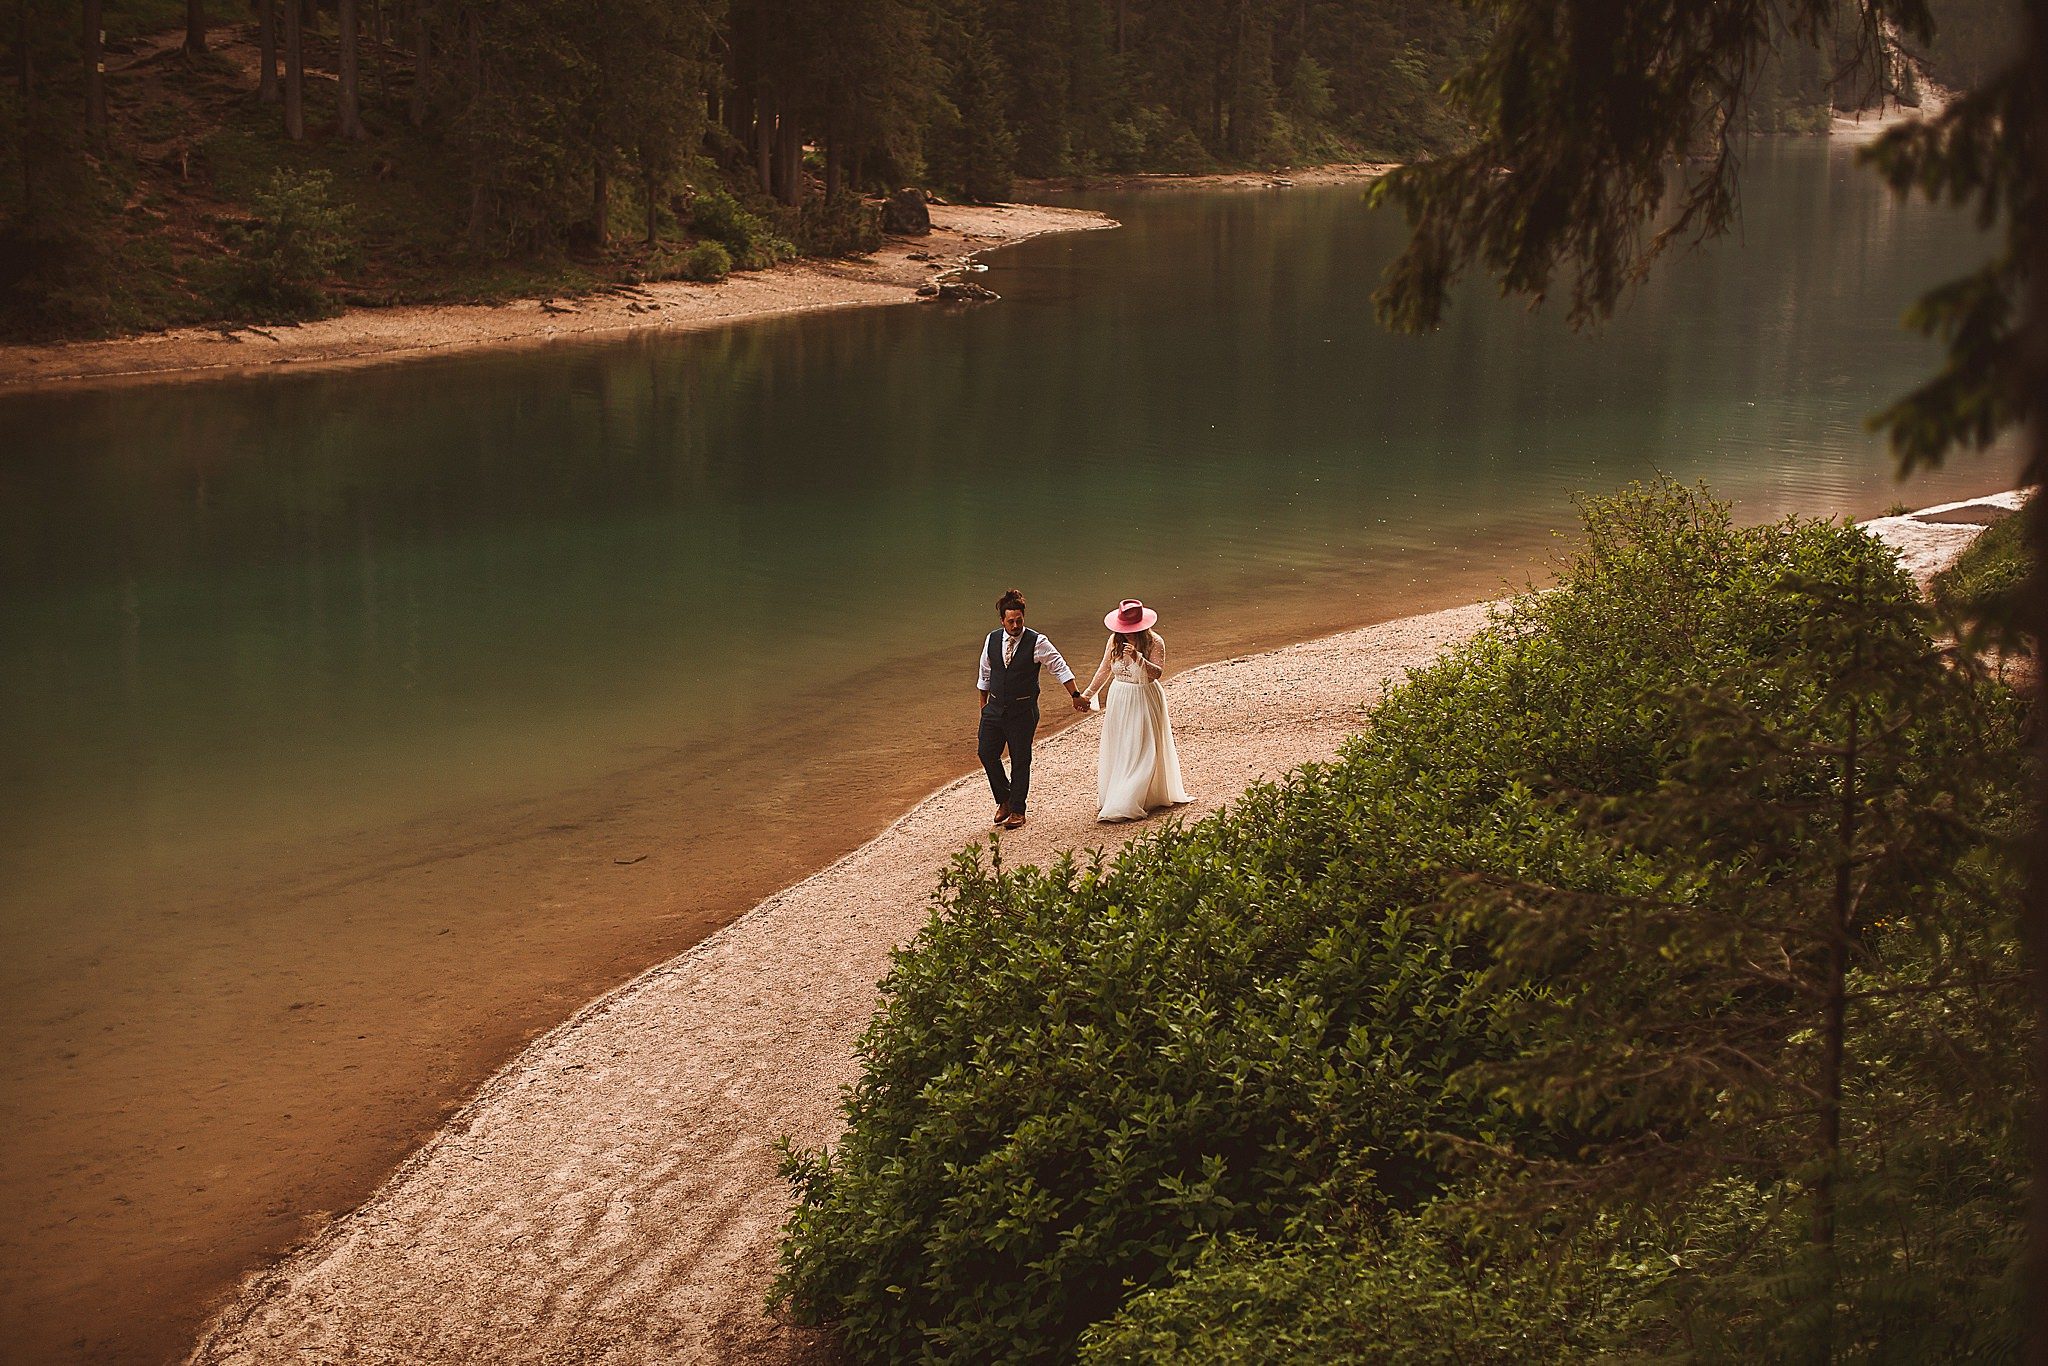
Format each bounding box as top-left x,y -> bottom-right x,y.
1096,678 -> 1190,821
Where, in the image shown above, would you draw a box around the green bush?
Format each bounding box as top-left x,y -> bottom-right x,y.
224,168 -> 355,319
795,192 -> 883,257
1082,1219 -> 1665,1365
1930,507 -> 2028,644
774,482 -> 1977,1363
681,240 -> 732,282
687,189 -> 795,270
1102,106 -> 1215,175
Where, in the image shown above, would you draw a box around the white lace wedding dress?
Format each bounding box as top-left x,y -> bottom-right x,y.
1082,632 -> 1190,822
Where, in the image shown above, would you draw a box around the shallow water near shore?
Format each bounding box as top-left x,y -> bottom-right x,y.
0,139 -> 2007,1363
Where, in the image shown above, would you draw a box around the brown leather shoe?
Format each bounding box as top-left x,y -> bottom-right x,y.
1001,813 -> 1028,830
990,806 -> 1009,827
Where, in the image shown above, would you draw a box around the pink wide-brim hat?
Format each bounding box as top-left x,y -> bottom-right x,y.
1104,598 -> 1158,633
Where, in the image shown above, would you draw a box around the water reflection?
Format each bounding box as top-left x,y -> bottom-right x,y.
0,140 -> 2008,907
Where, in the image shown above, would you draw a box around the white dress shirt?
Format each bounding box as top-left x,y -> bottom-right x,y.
976,628 -> 1076,692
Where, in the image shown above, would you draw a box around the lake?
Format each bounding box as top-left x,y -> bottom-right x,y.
0,139 -> 2007,1363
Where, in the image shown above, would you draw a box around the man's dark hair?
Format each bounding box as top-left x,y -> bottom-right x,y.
996,588 -> 1026,617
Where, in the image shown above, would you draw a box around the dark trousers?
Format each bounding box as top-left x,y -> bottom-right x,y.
978,700 -> 1040,814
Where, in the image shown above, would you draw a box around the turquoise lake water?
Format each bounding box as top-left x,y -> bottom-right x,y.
0,140 -> 2011,1362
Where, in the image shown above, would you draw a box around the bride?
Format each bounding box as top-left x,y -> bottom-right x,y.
1079,599 -> 1191,822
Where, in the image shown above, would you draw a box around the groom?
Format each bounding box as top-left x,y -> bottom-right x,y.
976,587 -> 1088,831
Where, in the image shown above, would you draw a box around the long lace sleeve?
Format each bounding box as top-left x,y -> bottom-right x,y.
1083,637 -> 1114,700
1141,632 -> 1166,680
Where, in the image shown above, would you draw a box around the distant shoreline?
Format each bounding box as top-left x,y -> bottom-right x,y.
2,116 -> 1934,398
0,164 -> 1426,397
0,202 -> 1115,395
1017,160 -> 1399,194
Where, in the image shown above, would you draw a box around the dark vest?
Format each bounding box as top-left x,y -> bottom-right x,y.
986,628 -> 1042,708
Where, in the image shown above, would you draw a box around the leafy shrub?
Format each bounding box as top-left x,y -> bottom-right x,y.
795,192 -> 883,257
681,240 -> 731,282
1447,529 -> 2027,1360
688,189 -> 795,270
1930,506 -> 2029,647
774,481 -> 1991,1362
1081,1218 -> 1666,1364
224,169 -> 355,319
1104,106 -> 1213,175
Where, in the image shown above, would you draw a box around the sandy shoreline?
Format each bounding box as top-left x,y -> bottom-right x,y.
0,162 -> 1418,396
1018,160 -> 1398,194
183,492 -> 2021,1365
0,202 -> 1114,394
0,130 -> 1935,394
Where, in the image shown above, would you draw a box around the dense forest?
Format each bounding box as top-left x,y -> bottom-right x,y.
0,0 -> 1490,337
0,0 -> 2003,340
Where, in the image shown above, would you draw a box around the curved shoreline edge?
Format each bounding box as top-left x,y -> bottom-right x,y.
183,491 -> 2022,1366
0,202 -> 1117,395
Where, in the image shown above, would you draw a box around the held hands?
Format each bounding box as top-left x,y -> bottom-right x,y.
1072,692 -> 1092,713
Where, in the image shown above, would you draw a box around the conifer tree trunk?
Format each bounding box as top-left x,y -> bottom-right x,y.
408,8 -> 428,125
824,135 -> 841,199
2025,4 -> 2048,1354
371,0 -> 385,100
724,82 -> 750,150
754,91 -> 774,195
17,2 -> 33,216
775,116 -> 800,205
463,9 -> 487,244
338,0 -> 365,138
82,0 -> 104,148
282,0 -> 304,139
257,0 -> 279,103
184,0 -> 205,54
1209,60 -> 1224,148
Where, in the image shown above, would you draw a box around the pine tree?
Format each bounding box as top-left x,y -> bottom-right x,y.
281,0 -> 303,140
1367,5 -> 2046,1332
256,0 -> 279,104
936,10 -> 1017,201
990,0 -> 1073,176
338,0 -> 365,139
1450,535 -> 2024,1355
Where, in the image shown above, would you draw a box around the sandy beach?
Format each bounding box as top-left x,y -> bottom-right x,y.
0,161 -> 1423,397
182,492 -> 2022,1366
1018,161 -> 1398,194
0,202 -> 1114,394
